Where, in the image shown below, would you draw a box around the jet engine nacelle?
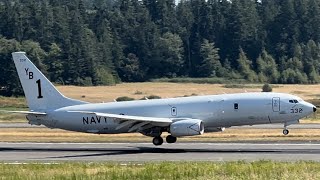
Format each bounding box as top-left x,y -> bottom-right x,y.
170,119 -> 204,137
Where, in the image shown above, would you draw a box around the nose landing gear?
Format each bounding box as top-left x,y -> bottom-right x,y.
282,120 -> 299,136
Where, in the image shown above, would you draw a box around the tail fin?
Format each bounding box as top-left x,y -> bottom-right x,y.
12,52 -> 87,111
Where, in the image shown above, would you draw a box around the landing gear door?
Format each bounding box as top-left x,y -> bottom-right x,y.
272,97 -> 280,112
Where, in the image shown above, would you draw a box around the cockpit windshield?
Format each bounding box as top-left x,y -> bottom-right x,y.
289,99 -> 299,103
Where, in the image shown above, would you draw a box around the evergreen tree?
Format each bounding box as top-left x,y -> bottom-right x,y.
118,53 -> 144,81
155,32 -> 184,77
226,0 -> 261,66
237,48 -> 258,82
259,0 -> 281,56
302,40 -> 320,83
0,37 -> 22,96
45,43 -> 64,83
256,49 -> 279,83
305,0 -> 320,42
153,0 -> 178,33
176,0 -> 194,75
2,0 -> 320,96
272,0 -> 299,58
198,39 -> 223,77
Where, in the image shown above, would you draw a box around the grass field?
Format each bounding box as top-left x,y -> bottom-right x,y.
56,83 -> 320,103
1,161 -> 320,179
1,82 -> 320,105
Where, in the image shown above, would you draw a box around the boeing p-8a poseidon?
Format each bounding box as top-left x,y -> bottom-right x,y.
9,52 -> 317,145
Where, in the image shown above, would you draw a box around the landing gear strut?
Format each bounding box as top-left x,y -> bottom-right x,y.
152,136 -> 163,146
166,135 -> 177,143
283,129 -> 289,135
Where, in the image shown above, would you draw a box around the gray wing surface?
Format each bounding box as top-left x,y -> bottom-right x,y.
69,111 -> 173,132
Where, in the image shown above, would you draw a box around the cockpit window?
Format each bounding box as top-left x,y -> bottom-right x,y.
289,99 -> 299,103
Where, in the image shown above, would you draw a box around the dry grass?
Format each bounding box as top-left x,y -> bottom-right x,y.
0,127 -> 319,143
0,96 -> 27,108
55,83 -> 320,103
0,113 -> 26,123
0,83 -> 319,104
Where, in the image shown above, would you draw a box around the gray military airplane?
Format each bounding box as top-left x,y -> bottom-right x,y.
9,52 -> 316,145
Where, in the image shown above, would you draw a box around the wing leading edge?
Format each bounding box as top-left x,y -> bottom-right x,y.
0,110 -> 47,116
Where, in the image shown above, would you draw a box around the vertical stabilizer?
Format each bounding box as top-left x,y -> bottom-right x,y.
12,52 -> 87,111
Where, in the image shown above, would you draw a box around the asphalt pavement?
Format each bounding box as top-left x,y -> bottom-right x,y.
0,142 -> 320,162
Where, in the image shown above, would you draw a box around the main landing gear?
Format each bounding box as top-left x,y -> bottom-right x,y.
166,135 -> 177,143
283,129 -> 289,135
152,136 -> 163,146
152,135 -> 177,146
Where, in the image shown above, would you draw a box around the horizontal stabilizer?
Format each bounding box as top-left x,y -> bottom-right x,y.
0,110 -> 47,116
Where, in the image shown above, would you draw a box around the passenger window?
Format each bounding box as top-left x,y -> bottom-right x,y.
234,103 -> 238,110
289,100 -> 293,103
294,100 -> 298,103
171,107 -> 177,116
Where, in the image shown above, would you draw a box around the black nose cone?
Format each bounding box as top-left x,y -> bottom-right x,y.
313,107 -> 317,112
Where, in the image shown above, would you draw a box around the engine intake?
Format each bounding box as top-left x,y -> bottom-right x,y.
170,119 -> 204,137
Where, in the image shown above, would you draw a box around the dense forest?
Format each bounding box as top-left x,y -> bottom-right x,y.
1,0 -> 320,96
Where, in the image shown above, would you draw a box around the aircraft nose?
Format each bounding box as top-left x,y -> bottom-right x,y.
313,106 -> 317,113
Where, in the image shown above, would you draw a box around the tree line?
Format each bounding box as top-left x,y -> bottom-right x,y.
1,0 -> 320,96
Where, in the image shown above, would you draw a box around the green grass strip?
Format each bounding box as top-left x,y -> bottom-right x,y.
0,161 -> 320,180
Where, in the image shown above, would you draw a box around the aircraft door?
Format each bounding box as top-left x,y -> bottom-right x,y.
272,97 -> 280,112
269,97 -> 282,123
216,99 -> 225,120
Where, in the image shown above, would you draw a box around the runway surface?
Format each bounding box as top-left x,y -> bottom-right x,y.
1,142 -> 320,162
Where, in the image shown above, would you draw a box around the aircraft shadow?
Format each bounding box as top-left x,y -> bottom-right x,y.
0,146 -> 319,159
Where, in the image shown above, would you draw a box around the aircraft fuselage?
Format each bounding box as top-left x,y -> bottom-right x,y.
31,92 -> 314,134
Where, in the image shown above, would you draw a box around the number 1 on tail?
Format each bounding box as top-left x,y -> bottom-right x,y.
36,79 -> 43,99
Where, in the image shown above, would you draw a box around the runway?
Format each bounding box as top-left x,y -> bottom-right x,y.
1,142 -> 320,162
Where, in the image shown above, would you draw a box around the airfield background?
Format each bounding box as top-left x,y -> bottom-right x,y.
1,0 -> 320,96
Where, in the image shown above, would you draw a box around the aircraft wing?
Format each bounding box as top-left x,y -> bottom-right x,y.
71,111 -> 172,123
0,110 -> 47,116
69,111 -> 173,132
